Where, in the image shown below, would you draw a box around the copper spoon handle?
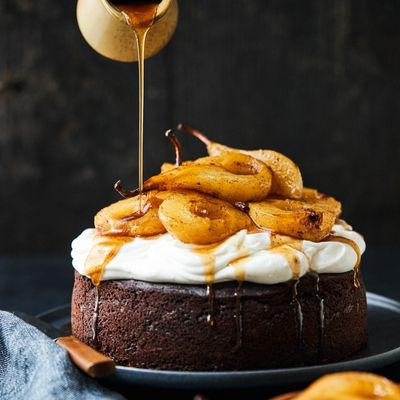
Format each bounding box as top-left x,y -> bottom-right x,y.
56,336 -> 115,378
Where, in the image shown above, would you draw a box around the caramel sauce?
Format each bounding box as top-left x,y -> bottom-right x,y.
231,258 -> 246,282
312,272 -> 325,358
206,284 -> 216,327
113,1 -> 160,209
292,279 -> 303,351
193,241 -> 248,329
140,233 -> 165,240
233,281 -> 243,350
270,232 -> 301,248
269,244 -> 302,278
120,201 -> 152,222
246,223 -> 266,234
325,235 -> 361,287
92,285 -> 100,342
116,1 -> 160,28
192,244 -> 220,285
248,228 -> 305,277
85,234 -> 134,286
120,196 -> 163,222
192,245 -> 217,325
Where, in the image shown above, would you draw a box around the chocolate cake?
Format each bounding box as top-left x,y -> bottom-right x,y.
72,270 -> 367,370
71,127 -> 368,371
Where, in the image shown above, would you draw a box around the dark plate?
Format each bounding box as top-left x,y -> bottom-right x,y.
37,292 -> 400,389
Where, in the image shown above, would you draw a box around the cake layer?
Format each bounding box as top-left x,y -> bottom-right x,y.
71,270 -> 367,371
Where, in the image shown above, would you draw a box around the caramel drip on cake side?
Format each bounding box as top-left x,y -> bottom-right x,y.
233,281 -> 244,351
292,279 -> 304,351
85,235 -> 134,286
312,272 -> 325,358
193,243 -> 247,341
230,257 -> 246,349
192,245 -> 218,326
205,284 -> 216,327
92,285 -> 101,342
325,235 -> 361,287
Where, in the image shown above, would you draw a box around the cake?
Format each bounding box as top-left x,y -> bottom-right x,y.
71,125 -> 367,371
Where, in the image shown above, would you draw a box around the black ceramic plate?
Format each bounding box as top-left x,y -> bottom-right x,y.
37,292 -> 400,389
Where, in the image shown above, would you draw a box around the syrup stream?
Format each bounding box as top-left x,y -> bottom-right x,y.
115,1 -> 160,210
134,27 -> 148,210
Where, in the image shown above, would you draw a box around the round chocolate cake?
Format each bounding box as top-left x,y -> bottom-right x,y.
70,131 -> 368,371
71,270 -> 367,370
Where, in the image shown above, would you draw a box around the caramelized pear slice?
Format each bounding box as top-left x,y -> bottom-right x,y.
144,152 -> 272,203
178,124 -> 303,199
301,187 -> 342,216
160,162 -> 175,173
95,191 -> 169,236
248,189 -> 341,241
159,191 -> 251,244
295,372 -> 400,400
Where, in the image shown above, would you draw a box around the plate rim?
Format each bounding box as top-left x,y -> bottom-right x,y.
36,291 -> 400,389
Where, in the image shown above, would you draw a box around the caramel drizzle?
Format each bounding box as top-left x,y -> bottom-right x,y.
292,279 -> 303,351
312,272 -> 325,358
119,197 -> 163,223
193,246 -> 217,326
269,239 -> 303,278
85,234 -> 134,286
120,201 -> 152,222
325,235 -> 361,287
191,229 -> 304,332
193,247 -> 217,285
206,285 -> 216,327
92,285 -> 100,342
233,281 -> 244,351
114,1 -> 160,210
249,227 -> 305,277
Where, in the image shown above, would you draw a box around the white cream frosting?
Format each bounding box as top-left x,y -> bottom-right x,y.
71,222 -> 366,285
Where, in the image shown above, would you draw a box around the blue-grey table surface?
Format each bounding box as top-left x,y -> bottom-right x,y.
0,247 -> 399,399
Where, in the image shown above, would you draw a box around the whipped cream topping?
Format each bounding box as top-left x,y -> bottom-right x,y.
71,222 -> 366,285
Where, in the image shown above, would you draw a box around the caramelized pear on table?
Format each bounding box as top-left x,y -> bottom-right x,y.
158,191 -> 251,244
294,372 -> 400,400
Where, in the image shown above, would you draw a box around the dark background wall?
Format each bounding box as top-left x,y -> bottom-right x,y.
1,0 -> 399,255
